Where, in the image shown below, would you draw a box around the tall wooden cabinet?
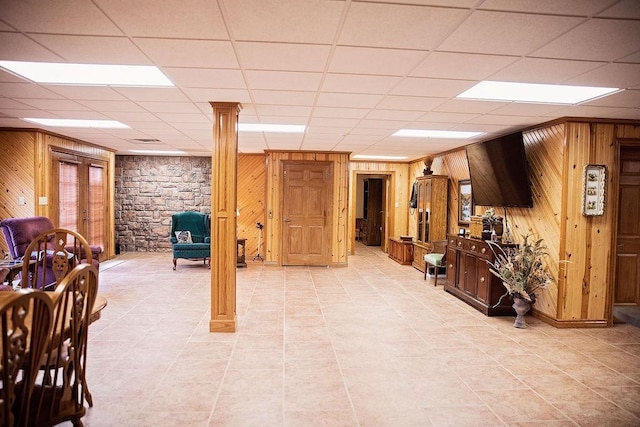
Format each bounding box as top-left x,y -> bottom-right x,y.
412,175 -> 448,272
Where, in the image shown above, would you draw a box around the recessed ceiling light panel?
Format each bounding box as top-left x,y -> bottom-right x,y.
0,60 -> 174,87
457,81 -> 619,104
23,118 -> 129,128
129,149 -> 186,155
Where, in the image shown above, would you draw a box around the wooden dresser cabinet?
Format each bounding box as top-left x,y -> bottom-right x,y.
444,235 -> 514,316
388,237 -> 414,265
412,175 -> 448,272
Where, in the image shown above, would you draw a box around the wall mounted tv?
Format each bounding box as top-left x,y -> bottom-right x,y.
465,131 -> 533,208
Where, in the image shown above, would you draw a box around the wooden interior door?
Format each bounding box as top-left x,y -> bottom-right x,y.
615,145 -> 640,306
282,161 -> 333,266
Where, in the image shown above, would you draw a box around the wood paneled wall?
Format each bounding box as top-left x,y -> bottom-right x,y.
409,120 -> 640,327
0,129 -> 116,258
349,161 -> 410,254
237,155 -> 266,260
0,130 -> 37,256
265,151 -> 350,265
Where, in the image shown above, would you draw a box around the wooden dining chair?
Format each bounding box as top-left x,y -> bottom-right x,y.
19,228 -> 95,291
0,289 -> 54,427
30,263 -> 98,427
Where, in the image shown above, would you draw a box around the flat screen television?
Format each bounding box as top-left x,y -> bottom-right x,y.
465,132 -> 533,207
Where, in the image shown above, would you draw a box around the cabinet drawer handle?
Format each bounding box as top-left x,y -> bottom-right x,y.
457,241 -> 462,246
449,264 -> 453,269
471,245 -> 476,250
480,277 -> 485,283
481,248 -> 486,254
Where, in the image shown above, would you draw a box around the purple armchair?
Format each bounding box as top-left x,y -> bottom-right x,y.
0,216 -> 101,289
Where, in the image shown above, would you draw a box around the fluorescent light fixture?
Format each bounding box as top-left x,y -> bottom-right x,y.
0,60 -> 174,86
23,118 -> 129,128
457,81 -> 619,104
129,150 -> 186,155
352,155 -> 408,160
238,123 -> 305,133
393,129 -> 483,139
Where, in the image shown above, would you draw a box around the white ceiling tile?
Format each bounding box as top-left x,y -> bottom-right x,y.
339,2 -> 468,50
377,95 -> 446,111
479,0 -> 619,15
251,90 -> 316,106
348,127 -> 397,136
0,33 -> 64,62
313,107 -> 370,119
77,100 -> 147,112
95,0 -> 228,39
489,58 -> 606,83
300,141 -> 343,151
101,112 -> 162,122
532,19 -> 640,61
439,10 -> 583,55
415,111 -> 479,123
136,102 -> 202,114
364,109 -> 423,121
357,119 -> 408,129
435,99 -> 507,114
153,112 -> 209,123
322,74 -> 402,94
584,89 -> 640,108
1,0 -> 122,35
236,42 -> 331,72
411,51 -> 519,80
598,0 -> 640,18
466,114 -> 541,126
316,92 -> 384,109
0,110 -> 58,120
306,126 -> 354,135
14,98 -> 91,111
0,83 -> 63,99
184,88 -> 251,104
29,35 -> 149,64
113,87 -> 190,102
46,86 -> 128,101
245,71 -> 322,91
133,39 -> 238,68
390,78 -> 473,98
163,68 -> 246,89
253,105 -> 312,118
0,98 -> 35,109
329,47 -> 427,76
487,102 -> 564,116
308,117 -> 359,128
567,63 -> 640,88
223,0 -> 344,44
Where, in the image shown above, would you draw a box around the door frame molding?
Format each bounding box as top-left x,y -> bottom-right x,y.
609,137 -> 640,325
350,170 -> 395,255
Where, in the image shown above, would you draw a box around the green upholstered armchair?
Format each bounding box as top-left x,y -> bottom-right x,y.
170,212 -> 211,270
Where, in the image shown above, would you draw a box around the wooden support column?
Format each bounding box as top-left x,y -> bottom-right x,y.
209,102 -> 242,332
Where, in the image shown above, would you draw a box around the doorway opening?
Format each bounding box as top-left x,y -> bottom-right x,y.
353,172 -> 393,254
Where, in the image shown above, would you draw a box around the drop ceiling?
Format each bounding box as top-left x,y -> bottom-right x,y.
0,0 -> 639,160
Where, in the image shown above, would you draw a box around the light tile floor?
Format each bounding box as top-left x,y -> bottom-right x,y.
80,244 -> 640,426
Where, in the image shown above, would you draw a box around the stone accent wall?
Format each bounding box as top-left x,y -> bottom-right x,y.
115,155 -> 211,252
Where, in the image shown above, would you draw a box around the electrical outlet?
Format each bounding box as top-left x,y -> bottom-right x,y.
18,196 -> 26,205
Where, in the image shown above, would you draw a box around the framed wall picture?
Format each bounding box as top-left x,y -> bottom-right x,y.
582,164 -> 606,216
458,179 -> 473,225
